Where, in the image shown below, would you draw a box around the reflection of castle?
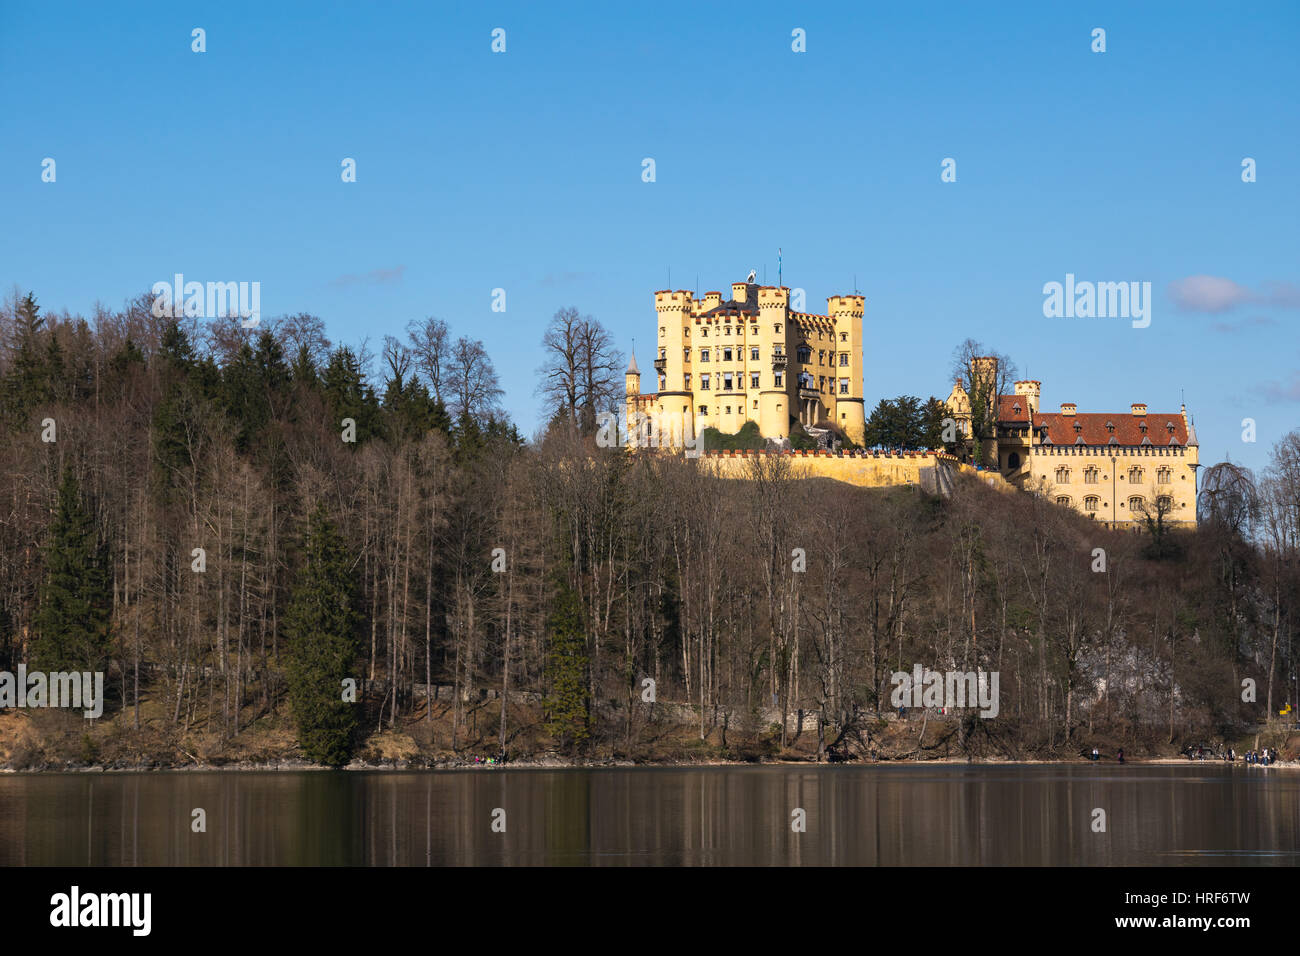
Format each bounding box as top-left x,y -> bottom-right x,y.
945,358 -> 1200,527
623,276 -> 866,446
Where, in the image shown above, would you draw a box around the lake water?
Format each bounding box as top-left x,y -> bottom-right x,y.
1,763 -> 1295,866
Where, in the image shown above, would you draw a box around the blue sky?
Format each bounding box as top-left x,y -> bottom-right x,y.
1,0 -> 1297,471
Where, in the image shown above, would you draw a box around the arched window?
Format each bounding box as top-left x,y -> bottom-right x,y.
1157,495 -> 1173,511
797,345 -> 812,363
1055,466 -> 1070,484
1084,466 -> 1099,484
1128,466 -> 1144,483
1128,495 -> 1146,514
1084,496 -> 1100,512
1157,467 -> 1171,484
1055,495 -> 1071,507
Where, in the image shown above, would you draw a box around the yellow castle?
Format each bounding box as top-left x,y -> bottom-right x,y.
621,275 -> 1199,528
624,276 -> 866,447
945,358 -> 1200,527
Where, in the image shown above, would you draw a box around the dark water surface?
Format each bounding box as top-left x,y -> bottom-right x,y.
1,764 -> 1295,866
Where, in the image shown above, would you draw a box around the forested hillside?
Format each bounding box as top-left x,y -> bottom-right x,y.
1,289 -> 1296,767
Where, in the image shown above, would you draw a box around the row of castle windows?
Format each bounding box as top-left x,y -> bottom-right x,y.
661,325 -> 853,343
795,346 -> 851,366
671,346 -> 850,367
670,372 -> 852,394
697,401 -> 761,417
1052,465 -> 1173,484
1057,495 -> 1173,513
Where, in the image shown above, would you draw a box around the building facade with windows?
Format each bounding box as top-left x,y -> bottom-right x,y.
946,361 -> 1200,527
624,277 -> 866,446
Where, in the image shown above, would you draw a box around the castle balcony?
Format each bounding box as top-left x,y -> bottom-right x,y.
653,357 -> 667,372
771,353 -> 788,369
798,387 -> 820,401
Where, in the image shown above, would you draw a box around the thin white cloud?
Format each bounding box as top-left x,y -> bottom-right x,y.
1254,370 -> 1300,404
1169,274 -> 1300,313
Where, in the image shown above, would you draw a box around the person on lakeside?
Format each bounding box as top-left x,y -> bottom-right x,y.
1091,748 -> 1099,761
1117,748 -> 1124,763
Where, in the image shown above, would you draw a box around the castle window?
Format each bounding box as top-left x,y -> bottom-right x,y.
840,332 -> 848,342
724,347 -> 734,362
701,328 -> 707,337
839,378 -> 849,394
658,376 -> 665,390
753,400 -> 759,410
723,372 -> 734,390
750,325 -> 758,336
1128,496 -> 1146,513
1085,496 -> 1100,512
699,405 -> 708,415
1055,466 -> 1070,484
774,324 -> 782,333
683,348 -> 690,361
1128,466 -> 1144,483
819,350 -> 826,365
725,406 -> 731,415
660,327 -> 665,335
1056,496 -> 1072,507
1157,495 -> 1173,511
1157,467 -> 1171,484
700,374 -> 710,390
797,346 -> 811,363
683,373 -> 691,389
751,347 -> 760,361
751,373 -> 760,389
700,349 -> 710,362
1084,466 -> 1099,484
839,353 -> 848,366
774,372 -> 783,387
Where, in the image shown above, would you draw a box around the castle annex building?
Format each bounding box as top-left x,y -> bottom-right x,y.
946,360 -> 1200,528
625,277 -> 866,446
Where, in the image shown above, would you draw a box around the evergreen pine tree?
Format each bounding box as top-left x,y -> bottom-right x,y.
32,469 -> 112,672
544,575 -> 590,753
284,504 -> 361,767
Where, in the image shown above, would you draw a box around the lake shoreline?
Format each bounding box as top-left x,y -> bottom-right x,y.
4,754 -> 1297,773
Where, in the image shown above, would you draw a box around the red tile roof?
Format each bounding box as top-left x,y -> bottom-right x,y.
1032,410 -> 1188,446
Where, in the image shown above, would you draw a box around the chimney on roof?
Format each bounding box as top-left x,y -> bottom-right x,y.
1060,402 -> 1077,416
1131,403 -> 1147,416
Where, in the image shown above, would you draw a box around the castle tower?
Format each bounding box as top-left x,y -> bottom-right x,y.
757,287 -> 791,440
970,356 -> 999,404
624,352 -> 641,447
654,289 -> 695,449
827,293 -> 866,446
1013,380 -> 1041,417
625,352 -> 640,397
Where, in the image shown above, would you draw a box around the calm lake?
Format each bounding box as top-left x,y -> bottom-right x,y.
1,764 -> 1295,866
